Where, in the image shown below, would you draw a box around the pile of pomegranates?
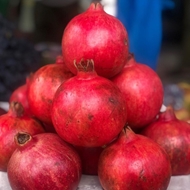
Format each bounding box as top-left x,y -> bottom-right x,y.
1,2 -> 189,189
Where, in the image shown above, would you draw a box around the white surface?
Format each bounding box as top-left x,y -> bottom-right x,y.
160,104 -> 167,112
0,102 -> 9,112
0,172 -> 11,190
78,175 -> 190,190
101,0 -> 117,16
78,175 -> 102,190
168,175 -> 190,190
1,172 -> 190,190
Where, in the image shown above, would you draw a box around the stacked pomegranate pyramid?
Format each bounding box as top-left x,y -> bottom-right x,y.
1,2 -> 190,190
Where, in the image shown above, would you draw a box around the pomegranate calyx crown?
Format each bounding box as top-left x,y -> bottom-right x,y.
158,105 -> 177,122
9,101 -> 24,118
119,126 -> 137,142
124,53 -> 136,67
88,1 -> 104,12
74,59 -> 96,73
26,73 -> 33,85
56,55 -> 64,65
15,132 -> 32,146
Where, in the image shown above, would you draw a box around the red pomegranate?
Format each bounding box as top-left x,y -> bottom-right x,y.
28,56 -> 74,127
7,132 -> 82,190
9,74 -> 33,117
51,59 -> 127,147
98,127 -> 171,190
111,54 -> 164,128
0,102 -> 45,171
141,106 -> 190,175
0,107 -> 6,115
62,2 -> 129,78
55,55 -> 65,65
75,146 -> 104,175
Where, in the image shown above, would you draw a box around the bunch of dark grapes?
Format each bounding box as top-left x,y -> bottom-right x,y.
0,14 -> 42,101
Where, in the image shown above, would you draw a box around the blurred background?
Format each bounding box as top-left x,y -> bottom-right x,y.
0,0 -> 190,120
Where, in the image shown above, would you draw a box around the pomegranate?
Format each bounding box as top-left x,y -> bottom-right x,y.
62,2 -> 129,78
141,106 -> 190,175
0,102 -> 45,171
98,127 -> 171,190
28,56 -> 74,127
74,146 -> 104,175
51,59 -> 127,147
42,122 -> 57,133
74,136 -> 118,175
7,132 -> 82,190
55,55 -> 65,65
0,107 -> 6,115
9,74 -> 33,117
111,54 -> 164,128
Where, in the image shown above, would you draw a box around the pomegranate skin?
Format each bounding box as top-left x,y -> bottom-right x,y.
75,146 -> 104,175
7,133 -> 82,190
28,60 -> 74,126
0,107 -> 6,115
10,84 -> 29,114
51,60 -> 127,147
111,55 -> 164,128
98,128 -> 171,190
10,74 -> 33,117
0,102 -> 45,171
62,2 -> 129,78
141,106 -> 190,175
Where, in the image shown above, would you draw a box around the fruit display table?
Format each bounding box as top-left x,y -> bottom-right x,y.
0,171 -> 190,190
79,175 -> 190,190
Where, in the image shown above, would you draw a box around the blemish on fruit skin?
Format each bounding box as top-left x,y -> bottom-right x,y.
109,97 -> 115,103
54,162 -> 60,166
47,99 -> 52,104
88,114 -> 94,120
41,96 -> 52,104
124,39 -> 128,46
139,169 -> 146,181
109,97 -> 119,106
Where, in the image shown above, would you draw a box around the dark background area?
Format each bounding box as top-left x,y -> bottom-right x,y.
157,0 -> 190,84
0,0 -> 190,101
